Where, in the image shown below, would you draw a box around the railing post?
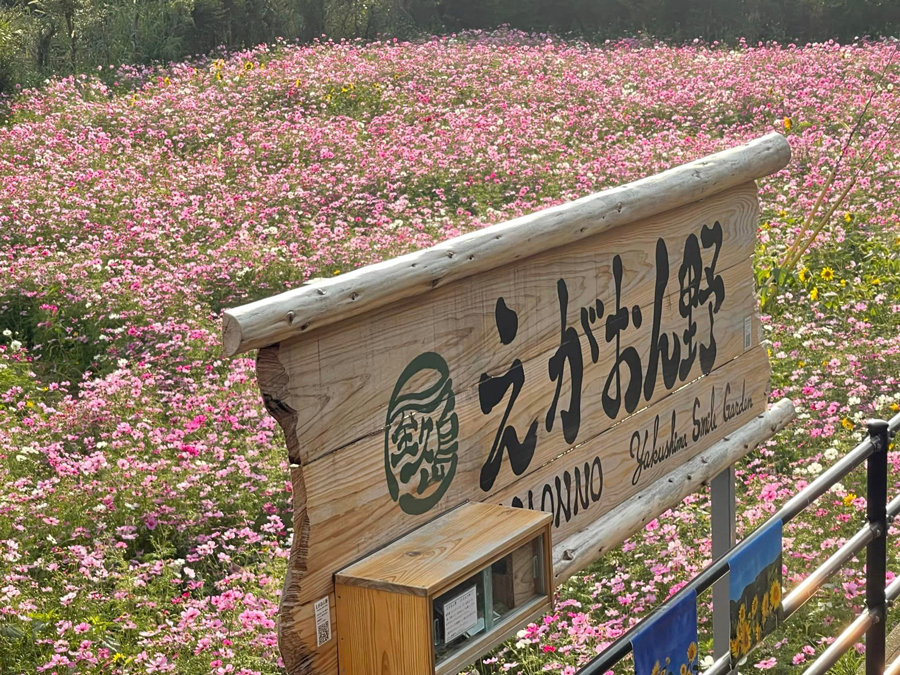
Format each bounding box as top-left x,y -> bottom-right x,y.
711,466 -> 736,667
866,419 -> 890,675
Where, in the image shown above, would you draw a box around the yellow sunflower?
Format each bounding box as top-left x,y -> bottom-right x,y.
687,642 -> 697,661
740,621 -> 752,653
770,580 -> 782,608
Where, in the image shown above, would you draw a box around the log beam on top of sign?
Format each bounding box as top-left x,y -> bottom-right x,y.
295,345 -> 770,608
260,184 -> 761,468
222,133 -> 790,356
551,397 -> 796,583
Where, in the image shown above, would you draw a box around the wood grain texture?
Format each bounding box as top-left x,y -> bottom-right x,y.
243,177 -> 778,675
289,266 -> 761,599
551,397 -> 796,581
279,593 -> 338,675
223,134 -> 789,355
510,542 -> 539,608
293,344 -> 768,614
488,346 -> 771,536
261,183 -> 761,466
335,585 -> 432,675
336,502 -> 550,596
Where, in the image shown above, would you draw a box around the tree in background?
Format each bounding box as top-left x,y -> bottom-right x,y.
1,0 -> 899,95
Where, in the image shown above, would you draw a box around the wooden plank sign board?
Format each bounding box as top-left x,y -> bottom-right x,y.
222,133 -> 792,675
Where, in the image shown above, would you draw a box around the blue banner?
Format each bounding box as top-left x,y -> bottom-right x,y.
729,519 -> 783,665
631,590 -> 699,675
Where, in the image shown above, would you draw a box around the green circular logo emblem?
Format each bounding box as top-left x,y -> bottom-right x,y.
384,352 -> 459,515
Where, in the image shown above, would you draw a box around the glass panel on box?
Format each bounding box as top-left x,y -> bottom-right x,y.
432,533 -> 546,667
490,534 -> 545,621
433,570 -> 488,663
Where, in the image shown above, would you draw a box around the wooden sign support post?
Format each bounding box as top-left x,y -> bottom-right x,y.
712,466 -> 737,664
223,133 -> 795,675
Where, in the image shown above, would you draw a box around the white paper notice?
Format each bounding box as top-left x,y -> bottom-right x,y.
443,586 -> 478,644
314,596 -> 331,647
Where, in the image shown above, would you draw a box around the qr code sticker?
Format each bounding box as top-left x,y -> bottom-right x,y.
314,596 -> 331,647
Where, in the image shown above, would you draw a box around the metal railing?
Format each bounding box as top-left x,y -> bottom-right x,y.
577,413 -> 900,675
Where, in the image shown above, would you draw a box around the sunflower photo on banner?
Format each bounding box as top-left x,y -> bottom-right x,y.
729,519 -> 783,666
631,590 -> 699,675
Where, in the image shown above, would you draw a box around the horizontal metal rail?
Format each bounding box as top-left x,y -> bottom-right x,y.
781,522 -> 880,617
800,574 -> 900,675
802,610 -> 877,675
578,432 -> 878,675
886,650 -> 900,675
703,555 -> 900,675
702,653 -> 730,675
780,482 -> 900,619
698,413 -> 900,675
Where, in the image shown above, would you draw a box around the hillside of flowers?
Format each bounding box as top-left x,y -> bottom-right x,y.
3,31 -> 900,675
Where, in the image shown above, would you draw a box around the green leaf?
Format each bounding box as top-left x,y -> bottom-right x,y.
101,635 -> 122,652
0,625 -> 24,639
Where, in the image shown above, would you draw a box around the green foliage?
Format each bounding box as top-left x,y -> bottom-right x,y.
436,0 -> 900,42
0,285 -> 127,384
1,0 -> 899,96
0,7 -> 32,92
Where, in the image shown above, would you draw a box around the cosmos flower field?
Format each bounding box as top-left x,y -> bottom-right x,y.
3,31 -> 900,675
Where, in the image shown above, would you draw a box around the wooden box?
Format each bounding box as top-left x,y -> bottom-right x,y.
335,503 -> 553,675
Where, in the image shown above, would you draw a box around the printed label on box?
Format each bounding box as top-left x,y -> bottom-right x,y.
744,316 -> 752,351
314,596 -> 331,647
444,585 -> 478,643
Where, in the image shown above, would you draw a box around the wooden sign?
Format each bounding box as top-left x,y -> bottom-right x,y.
222,133 -> 792,675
